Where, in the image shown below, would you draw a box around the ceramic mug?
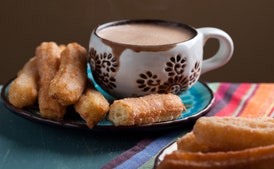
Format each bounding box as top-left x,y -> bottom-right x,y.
88,19 -> 233,98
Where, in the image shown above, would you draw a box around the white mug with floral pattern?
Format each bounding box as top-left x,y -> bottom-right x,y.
89,19 -> 233,98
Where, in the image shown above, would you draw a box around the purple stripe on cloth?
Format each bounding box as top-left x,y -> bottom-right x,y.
114,130 -> 181,169
212,83 -> 231,103
102,130 -> 182,169
101,138 -> 155,169
206,83 -> 240,116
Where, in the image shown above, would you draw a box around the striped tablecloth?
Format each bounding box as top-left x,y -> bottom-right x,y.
102,82 -> 274,169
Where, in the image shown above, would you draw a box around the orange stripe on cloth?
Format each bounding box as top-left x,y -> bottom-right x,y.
239,83 -> 274,118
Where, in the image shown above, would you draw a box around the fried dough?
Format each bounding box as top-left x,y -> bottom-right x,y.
58,44 -> 66,52
8,57 -> 39,108
36,42 -> 66,120
74,85 -> 109,128
49,43 -> 87,106
193,117 -> 274,151
157,144 -> 274,169
108,93 -> 186,126
176,132 -> 210,153
159,117 -> 274,168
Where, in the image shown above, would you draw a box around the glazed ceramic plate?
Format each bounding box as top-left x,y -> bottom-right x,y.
1,78 -> 214,131
153,141 -> 177,168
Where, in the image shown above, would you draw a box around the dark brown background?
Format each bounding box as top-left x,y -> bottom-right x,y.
1,0 -> 273,84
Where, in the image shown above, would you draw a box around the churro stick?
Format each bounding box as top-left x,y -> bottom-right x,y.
36,42 -> 66,120
108,93 -> 186,126
193,117 -> 274,151
59,44 -> 66,52
157,144 -> 274,169
8,57 -> 39,108
176,132 -> 210,153
74,83 -> 109,128
49,43 -> 87,106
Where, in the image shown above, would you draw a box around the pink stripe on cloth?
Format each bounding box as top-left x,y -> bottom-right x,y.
270,107 -> 274,117
206,83 -> 240,116
213,83 -> 231,103
232,84 -> 258,117
215,83 -> 253,117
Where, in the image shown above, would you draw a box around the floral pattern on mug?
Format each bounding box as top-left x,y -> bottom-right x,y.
89,48 -> 118,90
136,71 -> 161,93
158,75 -> 189,94
189,61 -> 201,86
137,54 -> 199,95
90,48 -> 201,96
165,54 -> 187,76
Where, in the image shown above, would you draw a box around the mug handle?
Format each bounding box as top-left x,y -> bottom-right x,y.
197,27 -> 234,74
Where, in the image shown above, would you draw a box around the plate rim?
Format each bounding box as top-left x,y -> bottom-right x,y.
153,141 -> 177,168
1,78 -> 215,132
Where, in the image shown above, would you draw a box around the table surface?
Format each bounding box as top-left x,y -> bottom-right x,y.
1,83 -> 274,169
0,98 -> 143,169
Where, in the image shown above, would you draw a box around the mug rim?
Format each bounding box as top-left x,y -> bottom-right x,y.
93,19 -> 198,48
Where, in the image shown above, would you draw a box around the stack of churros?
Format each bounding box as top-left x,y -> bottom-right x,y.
8,41 -> 109,128
8,41 -> 186,128
157,116 -> 274,169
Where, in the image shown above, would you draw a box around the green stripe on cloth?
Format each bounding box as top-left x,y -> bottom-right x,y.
207,82 -> 221,93
138,157 -> 155,169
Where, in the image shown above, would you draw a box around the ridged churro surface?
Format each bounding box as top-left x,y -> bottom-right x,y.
74,86 -> 109,128
8,57 -> 39,108
108,93 -> 186,126
193,117 -> 274,151
49,43 -> 87,106
36,42 -> 66,120
158,117 -> 274,169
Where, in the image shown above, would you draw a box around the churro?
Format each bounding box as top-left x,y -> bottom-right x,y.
193,117 -> 274,151
8,57 -> 39,108
157,116 -> 274,169
108,93 -> 186,126
74,83 -> 109,128
36,42 -> 66,120
157,144 -> 274,169
49,43 -> 87,106
176,132 -> 210,153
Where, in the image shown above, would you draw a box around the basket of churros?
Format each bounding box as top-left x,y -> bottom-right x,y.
154,116 -> 274,169
1,41 -> 215,131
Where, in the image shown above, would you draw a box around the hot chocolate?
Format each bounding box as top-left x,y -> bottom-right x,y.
97,23 -> 194,46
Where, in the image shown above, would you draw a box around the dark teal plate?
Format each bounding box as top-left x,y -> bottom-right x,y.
1,78 -> 214,132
